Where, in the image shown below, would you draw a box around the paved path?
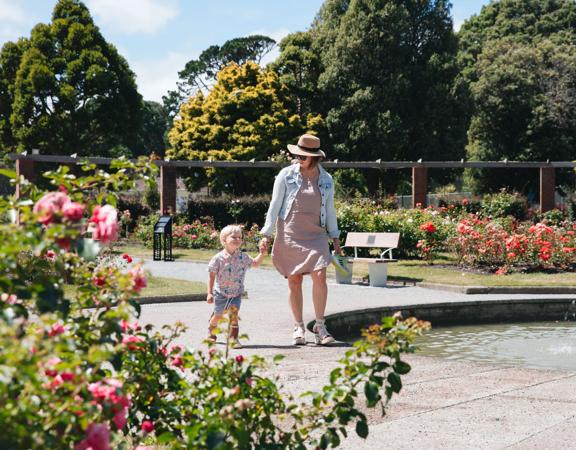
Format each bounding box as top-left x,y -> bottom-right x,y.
141,260 -> 576,449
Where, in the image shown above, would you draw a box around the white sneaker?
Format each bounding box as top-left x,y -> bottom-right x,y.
313,320 -> 335,345
292,325 -> 306,345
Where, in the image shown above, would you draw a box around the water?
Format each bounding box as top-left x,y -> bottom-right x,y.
416,321 -> 576,372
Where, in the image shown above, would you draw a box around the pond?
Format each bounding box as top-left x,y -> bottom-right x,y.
416,321 -> 576,372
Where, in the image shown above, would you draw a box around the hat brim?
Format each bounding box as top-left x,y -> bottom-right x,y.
287,144 -> 325,158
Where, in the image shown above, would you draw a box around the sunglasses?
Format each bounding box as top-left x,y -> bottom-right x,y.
295,155 -> 309,161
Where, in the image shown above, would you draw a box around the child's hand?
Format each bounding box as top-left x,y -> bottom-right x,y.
258,239 -> 268,254
206,293 -> 214,304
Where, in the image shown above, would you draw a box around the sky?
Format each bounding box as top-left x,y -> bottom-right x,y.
0,0 -> 491,102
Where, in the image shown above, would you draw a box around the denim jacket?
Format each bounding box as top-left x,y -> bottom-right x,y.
261,163 -> 340,239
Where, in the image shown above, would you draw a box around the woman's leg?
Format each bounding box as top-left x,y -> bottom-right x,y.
310,268 -> 334,345
310,268 -> 328,320
287,274 -> 306,344
287,274 -> 304,322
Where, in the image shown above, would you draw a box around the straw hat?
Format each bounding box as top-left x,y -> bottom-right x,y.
287,134 -> 325,158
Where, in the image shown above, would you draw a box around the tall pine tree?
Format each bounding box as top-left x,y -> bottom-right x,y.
1,0 -> 142,157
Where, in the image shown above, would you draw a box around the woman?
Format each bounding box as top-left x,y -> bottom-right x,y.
260,134 -> 342,346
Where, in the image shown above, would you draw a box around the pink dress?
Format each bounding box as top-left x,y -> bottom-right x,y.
272,173 -> 331,277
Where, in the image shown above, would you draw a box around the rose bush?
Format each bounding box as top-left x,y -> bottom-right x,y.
337,199 -> 454,259
0,159 -> 428,449
452,214 -> 576,272
134,216 -> 262,251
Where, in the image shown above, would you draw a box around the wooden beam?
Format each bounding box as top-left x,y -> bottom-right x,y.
412,166 -> 428,208
539,167 -> 555,213
160,165 -> 177,215
15,158 -> 35,200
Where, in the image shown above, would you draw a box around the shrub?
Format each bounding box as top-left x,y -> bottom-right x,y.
452,215 -> 576,272
186,195 -> 270,228
0,159 -> 429,448
481,190 -> 528,220
336,199 -> 455,259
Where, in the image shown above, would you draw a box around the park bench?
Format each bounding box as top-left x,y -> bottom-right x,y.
342,232 -> 400,287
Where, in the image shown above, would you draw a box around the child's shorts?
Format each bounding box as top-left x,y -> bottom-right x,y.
214,292 -> 242,315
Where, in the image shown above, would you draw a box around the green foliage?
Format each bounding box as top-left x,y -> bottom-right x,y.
336,199 -> 454,258
163,35 -> 277,119
481,190 -> 528,220
185,195 -> 270,228
0,160 -> 427,447
133,100 -> 170,157
143,178 -> 160,212
167,61 -> 322,194
457,0 -> 576,191
314,0 -> 466,192
270,31 -> 324,120
0,0 -> 143,157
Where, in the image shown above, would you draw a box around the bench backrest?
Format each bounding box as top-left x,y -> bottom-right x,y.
344,232 -> 400,249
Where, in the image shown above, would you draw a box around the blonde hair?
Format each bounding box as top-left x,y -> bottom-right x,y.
220,224 -> 243,246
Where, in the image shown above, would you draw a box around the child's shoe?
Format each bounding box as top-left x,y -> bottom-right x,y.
230,339 -> 243,349
292,323 -> 306,346
206,328 -> 217,343
313,319 -> 335,345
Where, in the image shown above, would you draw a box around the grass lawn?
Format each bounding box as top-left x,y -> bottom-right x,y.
113,241 -> 576,287
64,275 -> 206,298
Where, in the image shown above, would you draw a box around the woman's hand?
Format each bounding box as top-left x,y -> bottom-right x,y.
333,238 -> 343,255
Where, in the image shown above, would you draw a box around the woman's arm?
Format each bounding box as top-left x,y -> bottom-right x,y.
260,169 -> 286,237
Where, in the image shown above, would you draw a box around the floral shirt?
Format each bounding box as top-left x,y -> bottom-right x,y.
208,249 -> 254,298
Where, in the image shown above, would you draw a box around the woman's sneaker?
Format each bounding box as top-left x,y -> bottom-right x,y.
313,320 -> 335,345
292,324 -> 306,345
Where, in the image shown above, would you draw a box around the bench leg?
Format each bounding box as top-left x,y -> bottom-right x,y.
368,264 -> 388,287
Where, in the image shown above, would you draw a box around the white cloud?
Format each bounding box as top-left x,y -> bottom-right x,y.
0,0 -> 26,24
247,28 -> 291,66
86,0 -> 178,34
130,51 -> 192,102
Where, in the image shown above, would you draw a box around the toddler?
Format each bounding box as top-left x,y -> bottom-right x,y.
207,224 -> 267,348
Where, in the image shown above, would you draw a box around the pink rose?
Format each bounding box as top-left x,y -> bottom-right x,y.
89,205 -> 118,244
129,266 -> 147,292
33,192 -> 70,225
62,201 -> 85,221
74,423 -> 111,450
141,420 -> 155,433
122,334 -> 144,350
48,323 -> 65,337
113,408 -> 128,430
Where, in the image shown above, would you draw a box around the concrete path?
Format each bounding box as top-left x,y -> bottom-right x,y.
141,260 -> 576,449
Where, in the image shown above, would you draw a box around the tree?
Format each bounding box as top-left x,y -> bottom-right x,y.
457,0 -> 576,192
163,35 -> 276,120
133,101 -> 170,157
167,61 -> 323,194
269,31 -> 324,118
0,39 -> 28,152
314,0 -> 465,193
1,0 -> 142,157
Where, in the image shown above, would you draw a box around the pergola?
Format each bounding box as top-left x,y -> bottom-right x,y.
10,154 -> 576,213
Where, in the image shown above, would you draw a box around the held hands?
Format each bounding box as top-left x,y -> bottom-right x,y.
259,237 -> 270,254
206,293 -> 214,304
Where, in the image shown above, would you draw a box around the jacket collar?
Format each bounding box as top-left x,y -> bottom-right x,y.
290,162 -> 327,181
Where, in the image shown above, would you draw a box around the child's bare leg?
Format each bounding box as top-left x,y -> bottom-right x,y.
227,307 -> 242,348
227,307 -> 239,339
208,313 -> 223,340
